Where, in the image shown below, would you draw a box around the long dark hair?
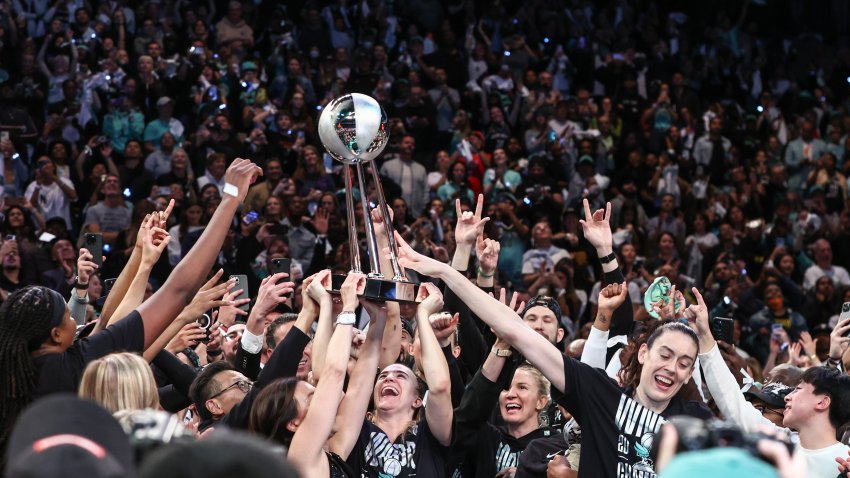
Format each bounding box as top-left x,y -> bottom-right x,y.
248,377 -> 301,447
0,287 -> 64,463
617,321 -> 698,392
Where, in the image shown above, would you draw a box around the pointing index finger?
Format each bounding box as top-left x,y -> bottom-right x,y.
691,287 -> 706,308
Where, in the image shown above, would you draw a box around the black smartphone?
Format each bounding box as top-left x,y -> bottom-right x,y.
84,233 -> 103,269
229,274 -> 250,313
711,317 -> 735,344
270,258 -> 291,281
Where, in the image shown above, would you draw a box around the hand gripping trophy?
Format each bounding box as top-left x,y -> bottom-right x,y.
317,93 -> 418,302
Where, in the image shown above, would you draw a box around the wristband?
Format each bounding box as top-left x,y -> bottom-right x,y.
477,266 -> 495,278
73,276 -> 89,290
491,347 -> 512,357
223,182 -> 239,197
599,252 -> 617,264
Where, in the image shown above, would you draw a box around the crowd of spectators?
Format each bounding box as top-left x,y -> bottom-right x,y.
2,0 -> 850,477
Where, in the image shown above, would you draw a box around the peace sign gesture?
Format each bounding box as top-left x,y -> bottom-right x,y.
579,198 -> 613,255
682,287 -> 713,353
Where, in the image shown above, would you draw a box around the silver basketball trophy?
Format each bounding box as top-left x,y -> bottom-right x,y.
317,93 -> 418,302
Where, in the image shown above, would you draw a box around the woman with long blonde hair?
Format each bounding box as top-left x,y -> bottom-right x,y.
79,352 -> 159,414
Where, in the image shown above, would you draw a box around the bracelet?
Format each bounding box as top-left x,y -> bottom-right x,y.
477,266 -> 495,278
599,251 -> 617,264
491,347 -> 512,357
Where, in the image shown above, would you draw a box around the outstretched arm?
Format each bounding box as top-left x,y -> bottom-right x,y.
289,273 -> 364,477
137,159 -> 262,348
328,295 -> 389,459
416,283 -> 454,446
389,232 -> 566,393
580,199 -> 633,337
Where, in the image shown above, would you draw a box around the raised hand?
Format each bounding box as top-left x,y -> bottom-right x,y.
455,194 -> 489,246
166,322 -> 208,353
306,269 -> 332,305
598,282 -> 628,314
477,236 -> 500,277
253,271 -> 295,317
76,247 -> 98,285
490,287 -> 526,314
223,158 -> 263,202
340,273 -> 366,312
430,312 -> 459,347
312,206 -> 329,236
829,317 -> 850,362
141,215 -> 171,267
579,198 -> 613,255
416,282 -> 445,317
388,231 -> 446,277
682,287 -> 712,352
176,270 -> 242,323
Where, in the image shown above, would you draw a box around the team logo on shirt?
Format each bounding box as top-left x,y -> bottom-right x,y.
364,426 -> 418,477
613,395 -> 665,477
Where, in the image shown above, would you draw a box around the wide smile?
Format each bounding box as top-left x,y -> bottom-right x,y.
654,374 -> 674,393
380,385 -> 400,398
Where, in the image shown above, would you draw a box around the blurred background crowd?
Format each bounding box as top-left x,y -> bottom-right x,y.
1,0 -> 850,368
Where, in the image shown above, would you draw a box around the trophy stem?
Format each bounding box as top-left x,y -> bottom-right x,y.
354,160 -> 382,277
368,162 -> 406,281
343,164 -> 361,273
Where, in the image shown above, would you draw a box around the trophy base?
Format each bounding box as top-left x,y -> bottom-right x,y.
363,277 -> 419,303
327,274 -> 419,303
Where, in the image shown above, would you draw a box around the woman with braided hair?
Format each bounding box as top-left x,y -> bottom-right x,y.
0,158 -> 263,467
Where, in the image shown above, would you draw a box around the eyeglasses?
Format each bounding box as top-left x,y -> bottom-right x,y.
209,379 -> 252,400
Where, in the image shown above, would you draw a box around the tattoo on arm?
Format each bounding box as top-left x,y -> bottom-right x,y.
596,313 -> 608,326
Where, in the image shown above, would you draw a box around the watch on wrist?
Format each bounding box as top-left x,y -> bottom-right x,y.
599,251 -> 617,264
73,276 -> 89,289
336,311 -> 356,326
491,347 -> 512,357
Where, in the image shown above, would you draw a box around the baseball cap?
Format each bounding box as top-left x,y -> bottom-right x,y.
521,295 -> 563,326
156,96 -> 173,108
5,394 -> 135,478
745,381 -> 793,408
241,61 -> 258,72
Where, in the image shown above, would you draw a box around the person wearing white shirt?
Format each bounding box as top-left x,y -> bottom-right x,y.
688,289 -> 850,478
24,156 -> 77,231
803,239 -> 850,290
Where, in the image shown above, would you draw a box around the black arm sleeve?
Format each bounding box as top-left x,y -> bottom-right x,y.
449,368 -> 502,469
444,280 -> 488,381
152,351 -> 198,413
233,345 -> 262,381
221,327 -> 311,430
442,345 -> 465,407
602,266 -> 633,338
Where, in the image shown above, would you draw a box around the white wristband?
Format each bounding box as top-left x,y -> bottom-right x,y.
223,182 -> 239,197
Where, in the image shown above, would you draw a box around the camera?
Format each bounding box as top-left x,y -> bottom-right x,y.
650,417 -> 797,466
116,409 -> 194,465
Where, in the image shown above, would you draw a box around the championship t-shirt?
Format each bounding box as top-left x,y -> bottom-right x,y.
554,355 -> 711,478
347,418 -> 447,478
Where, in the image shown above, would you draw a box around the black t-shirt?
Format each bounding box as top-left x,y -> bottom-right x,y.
555,354 -> 712,478
33,310 -> 145,397
347,418 -> 447,478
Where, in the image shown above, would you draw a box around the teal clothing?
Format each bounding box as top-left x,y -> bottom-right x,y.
143,118 -> 185,149
437,182 -> 474,203
497,227 -> 525,286
103,110 -> 145,153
